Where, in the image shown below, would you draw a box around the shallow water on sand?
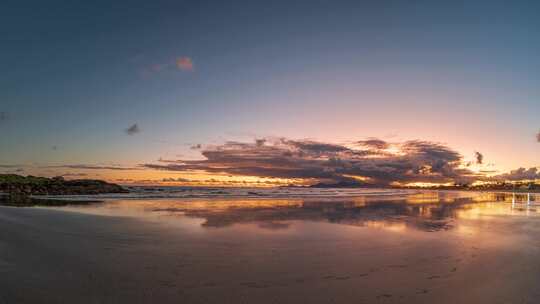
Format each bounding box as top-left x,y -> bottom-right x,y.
57,190 -> 540,233
2,190 -> 540,303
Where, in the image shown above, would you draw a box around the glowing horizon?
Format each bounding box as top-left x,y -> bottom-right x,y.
3,136 -> 538,187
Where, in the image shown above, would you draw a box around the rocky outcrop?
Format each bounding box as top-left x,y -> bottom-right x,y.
0,174 -> 129,196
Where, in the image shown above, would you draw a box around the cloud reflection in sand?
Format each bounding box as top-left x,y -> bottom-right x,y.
101,191 -> 537,232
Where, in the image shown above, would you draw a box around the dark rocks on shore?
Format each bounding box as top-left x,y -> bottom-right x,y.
0,174 -> 129,196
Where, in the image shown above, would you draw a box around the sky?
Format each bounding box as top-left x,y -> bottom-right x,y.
1,0 -> 539,185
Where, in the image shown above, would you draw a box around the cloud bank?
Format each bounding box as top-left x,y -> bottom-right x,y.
143,138 -> 480,185
493,167 -> 540,181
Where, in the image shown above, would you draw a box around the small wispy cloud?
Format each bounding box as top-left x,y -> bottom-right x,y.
125,124 -> 141,136
61,173 -> 89,177
176,57 -> 193,71
0,111 -> 8,123
0,164 -> 20,168
536,130 -> 540,142
139,56 -> 194,77
47,164 -> 140,171
0,164 -> 24,174
150,63 -> 167,72
162,177 -> 193,182
474,151 -> 483,164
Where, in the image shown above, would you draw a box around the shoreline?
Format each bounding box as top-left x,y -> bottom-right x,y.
1,187 -> 538,208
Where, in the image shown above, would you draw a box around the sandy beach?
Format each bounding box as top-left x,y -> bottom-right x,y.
3,0 -> 539,302
1,191 -> 540,303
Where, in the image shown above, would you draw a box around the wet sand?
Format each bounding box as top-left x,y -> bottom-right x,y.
1,191 -> 540,303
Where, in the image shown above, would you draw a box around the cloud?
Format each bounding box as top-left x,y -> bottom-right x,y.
357,138 -> 389,150
125,124 -> 141,135
0,164 -> 25,174
474,151 -> 483,164
537,130 -> 540,142
0,164 -> 23,173
0,164 -> 20,168
162,177 -> 193,182
150,63 -> 167,72
493,167 -> 540,181
47,164 -> 139,171
0,111 -> 8,123
61,173 -> 89,177
255,139 -> 266,147
139,56 -> 194,77
285,139 -> 350,155
176,57 -> 193,71
190,144 -> 202,150
143,137 -> 479,185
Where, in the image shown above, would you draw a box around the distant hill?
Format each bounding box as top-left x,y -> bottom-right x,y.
0,174 -> 128,196
309,180 -> 375,188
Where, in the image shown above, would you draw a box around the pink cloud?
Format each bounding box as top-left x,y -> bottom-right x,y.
150,63 -> 167,72
176,57 -> 193,71
138,56 -> 194,78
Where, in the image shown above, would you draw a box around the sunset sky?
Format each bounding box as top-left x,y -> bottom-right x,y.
1,0 -> 539,185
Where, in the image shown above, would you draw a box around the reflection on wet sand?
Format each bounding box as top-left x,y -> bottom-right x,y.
64,191 -> 539,233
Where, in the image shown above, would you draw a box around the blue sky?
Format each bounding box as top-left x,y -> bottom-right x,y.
1,0 -> 539,181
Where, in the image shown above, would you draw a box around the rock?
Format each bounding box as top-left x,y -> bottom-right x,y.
0,174 -> 129,196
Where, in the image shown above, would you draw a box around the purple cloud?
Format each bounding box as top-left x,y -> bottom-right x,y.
143,137 -> 479,185
357,138 -> 389,150
493,167 -> 540,181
